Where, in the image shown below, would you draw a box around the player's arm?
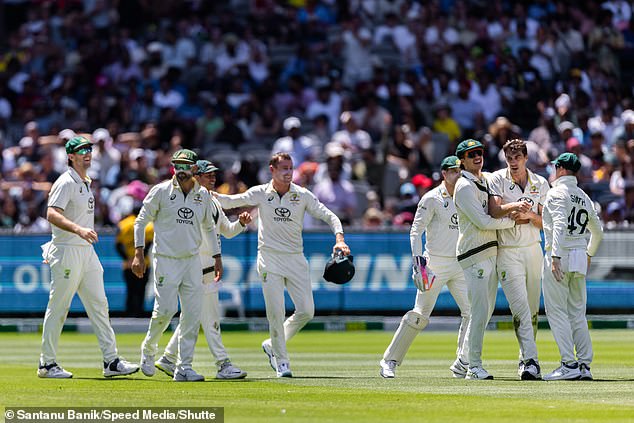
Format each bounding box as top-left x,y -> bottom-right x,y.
47,206 -> 99,244
488,195 -> 532,218
410,196 -> 434,257
305,191 -> 350,255
214,197 -> 249,239
132,185 -> 161,277
455,183 -> 515,230
203,195 -> 223,282
214,187 -> 259,209
585,197 -> 604,258
544,192 -> 567,281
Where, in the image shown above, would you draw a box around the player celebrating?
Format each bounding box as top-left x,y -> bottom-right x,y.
39,136 -> 139,378
453,139 -> 529,380
133,149 -> 220,382
155,160 -> 250,380
215,152 -> 350,378
542,153 -> 603,381
488,139 -> 549,380
379,156 -> 471,379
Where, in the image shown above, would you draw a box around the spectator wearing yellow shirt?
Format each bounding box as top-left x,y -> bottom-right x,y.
432,104 -> 461,145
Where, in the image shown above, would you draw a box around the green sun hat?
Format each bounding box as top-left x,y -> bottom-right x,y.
455,139 -> 484,158
551,152 -> 581,172
171,149 -> 198,164
65,136 -> 92,154
196,160 -> 219,174
440,155 -> 461,170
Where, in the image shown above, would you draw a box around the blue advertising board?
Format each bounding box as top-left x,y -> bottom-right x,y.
0,233 -> 632,315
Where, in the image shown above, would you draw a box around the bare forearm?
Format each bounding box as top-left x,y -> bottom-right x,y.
47,208 -> 80,235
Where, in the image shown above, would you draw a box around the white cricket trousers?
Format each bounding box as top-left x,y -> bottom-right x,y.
41,244 -> 118,365
141,254 -> 202,371
257,250 -> 314,364
542,255 -> 592,366
163,272 -> 228,366
383,255 -> 470,364
497,243 -> 542,362
463,256 -> 498,369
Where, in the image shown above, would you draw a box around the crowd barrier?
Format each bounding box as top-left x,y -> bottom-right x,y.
0,232 -> 633,315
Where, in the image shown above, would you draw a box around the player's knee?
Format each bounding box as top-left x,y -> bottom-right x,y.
403,311 -> 428,330
153,306 -> 178,320
294,309 -> 314,324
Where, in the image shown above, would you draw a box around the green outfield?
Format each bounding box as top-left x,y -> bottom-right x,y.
1,329 -> 634,422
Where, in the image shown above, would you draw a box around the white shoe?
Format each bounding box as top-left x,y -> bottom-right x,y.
262,339 -> 276,371
155,356 -> 176,377
379,359 -> 397,378
140,353 -> 155,377
449,358 -> 468,379
520,359 -> 541,380
103,358 -> 140,377
174,367 -> 205,382
543,362 -> 581,381
579,363 -> 593,381
517,361 -> 525,378
37,362 -> 73,379
276,362 -> 292,378
465,366 -> 494,380
216,361 -> 247,380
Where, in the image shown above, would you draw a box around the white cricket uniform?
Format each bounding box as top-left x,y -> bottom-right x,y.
134,178 -> 218,372
454,170 -> 515,369
217,182 -> 343,364
542,176 -> 603,366
383,183 -> 470,365
164,196 -> 245,366
40,167 -> 119,365
489,168 -> 549,363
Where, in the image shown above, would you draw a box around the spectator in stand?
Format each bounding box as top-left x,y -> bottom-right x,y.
432,103 -> 461,145
312,154 -> 357,226
271,117 -> 320,167
306,82 -> 341,135
564,138 -> 593,184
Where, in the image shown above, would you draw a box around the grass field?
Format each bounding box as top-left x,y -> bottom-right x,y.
1,329 -> 634,423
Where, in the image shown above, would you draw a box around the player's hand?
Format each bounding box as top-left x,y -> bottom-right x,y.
77,226 -> 98,244
238,212 -> 252,226
214,256 -> 223,282
131,250 -> 146,278
511,201 -> 532,214
587,255 -> 592,269
334,241 -> 350,256
551,257 -> 564,282
511,211 -> 531,225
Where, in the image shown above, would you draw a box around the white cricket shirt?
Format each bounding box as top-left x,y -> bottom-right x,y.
489,168 -> 549,247
543,176 -> 603,258
48,167 -> 96,246
134,178 -> 218,259
216,181 -> 343,254
410,183 -> 460,258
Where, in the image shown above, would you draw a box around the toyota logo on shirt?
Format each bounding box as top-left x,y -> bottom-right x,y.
274,207 -> 291,222
177,207 -> 194,225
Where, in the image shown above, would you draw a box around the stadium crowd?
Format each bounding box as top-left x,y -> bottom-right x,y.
1,0 -> 634,232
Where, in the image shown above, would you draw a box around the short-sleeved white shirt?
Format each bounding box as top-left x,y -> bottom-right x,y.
48,167 -> 95,246
489,168 -> 549,247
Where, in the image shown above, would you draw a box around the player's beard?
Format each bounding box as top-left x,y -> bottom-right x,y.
176,170 -> 193,182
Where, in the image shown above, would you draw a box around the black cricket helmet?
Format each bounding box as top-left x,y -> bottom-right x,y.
323,250 -> 355,285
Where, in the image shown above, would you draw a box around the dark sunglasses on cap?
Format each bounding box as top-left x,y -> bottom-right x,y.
174,163 -> 193,171
466,149 -> 483,159
74,146 -> 93,155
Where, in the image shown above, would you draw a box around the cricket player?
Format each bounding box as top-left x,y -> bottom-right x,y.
133,149 -> 221,382
215,152 -> 350,378
453,139 -> 530,380
542,153 -> 603,381
379,156 -> 471,379
39,136 -> 139,378
155,160 -> 250,380
488,139 -> 549,380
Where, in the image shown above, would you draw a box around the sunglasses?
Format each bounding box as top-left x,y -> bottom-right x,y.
466,149 -> 483,159
174,163 -> 193,171
74,147 -> 92,155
